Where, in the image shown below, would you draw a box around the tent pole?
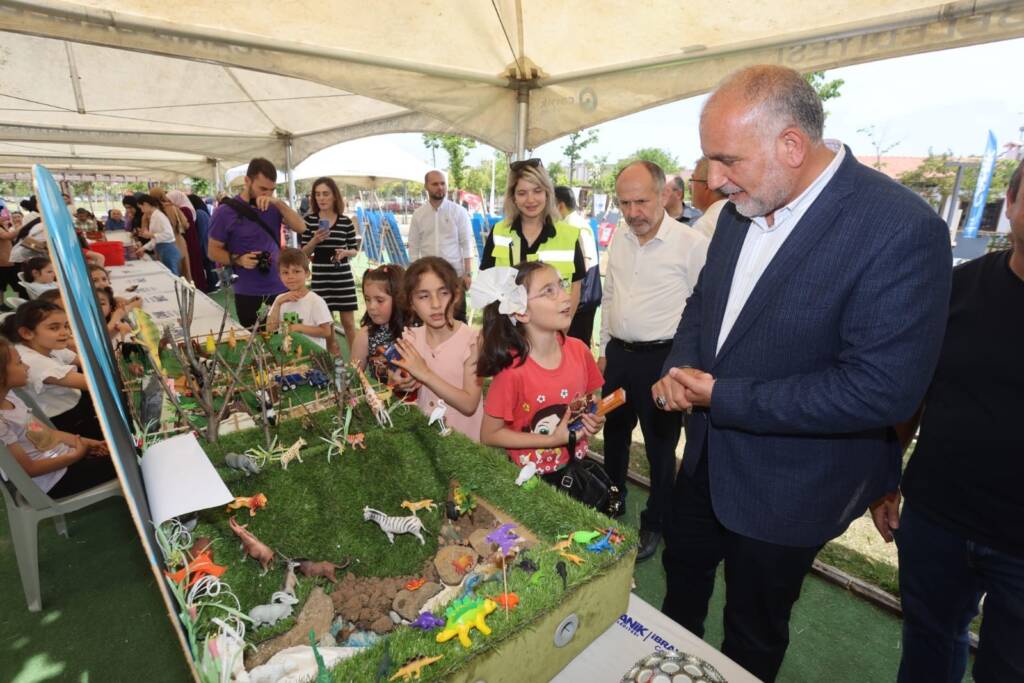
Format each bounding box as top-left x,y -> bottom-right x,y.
284,138 -> 297,209
514,86 -> 529,161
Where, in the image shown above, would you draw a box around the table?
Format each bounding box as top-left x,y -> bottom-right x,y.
553,593 -> 757,682
107,259 -> 237,340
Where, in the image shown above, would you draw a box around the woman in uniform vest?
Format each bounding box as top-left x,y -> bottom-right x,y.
479,159 -> 586,323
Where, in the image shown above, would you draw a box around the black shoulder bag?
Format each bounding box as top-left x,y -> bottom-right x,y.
220,196 -> 282,246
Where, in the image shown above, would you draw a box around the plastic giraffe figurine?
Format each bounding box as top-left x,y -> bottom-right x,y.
354,363 -> 393,427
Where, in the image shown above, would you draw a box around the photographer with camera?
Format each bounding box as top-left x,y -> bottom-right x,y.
208,158 -> 306,328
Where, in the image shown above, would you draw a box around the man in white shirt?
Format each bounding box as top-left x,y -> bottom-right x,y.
599,161 -> 709,561
688,157 -> 729,240
662,175 -> 701,225
408,171 -> 474,320
555,186 -> 600,347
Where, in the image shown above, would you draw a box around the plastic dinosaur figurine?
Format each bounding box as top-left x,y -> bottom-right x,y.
460,572 -> 482,598
436,595 -> 497,648
279,437 -> 307,469
296,558 -> 350,584
492,592 -> 519,610
585,530 -> 615,554
516,557 -> 539,575
556,561 -> 568,591
405,577 -> 427,591
409,612 -> 445,630
389,654 -> 443,681
164,551 -> 226,588
598,527 -> 626,544
354,364 -> 393,427
451,554 -> 474,576
559,551 -> 585,566
345,432 -> 367,450
228,516 -> 275,574
400,499 -> 437,515
310,629 -> 330,683
485,523 -> 521,557
225,493 -> 268,517
559,530 -> 603,545
375,641 -> 392,683
549,538 -> 573,552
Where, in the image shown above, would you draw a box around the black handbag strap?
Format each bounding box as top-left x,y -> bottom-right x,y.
221,196 -> 280,246
14,216 -> 41,245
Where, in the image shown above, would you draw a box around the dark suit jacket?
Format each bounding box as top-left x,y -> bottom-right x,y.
663,148 -> 951,547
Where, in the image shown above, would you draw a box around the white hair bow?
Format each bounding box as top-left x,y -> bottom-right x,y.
470,267 -> 528,324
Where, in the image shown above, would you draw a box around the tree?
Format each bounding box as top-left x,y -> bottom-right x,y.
803,71 -> 844,117
858,125 -> 901,171
422,134 -> 442,168
422,134 -> 477,190
562,129 -> 599,184
547,161 -> 569,186
188,177 -> 213,196
898,152 -> 1018,211
463,152 -> 508,205
614,147 -> 679,176
587,154 -> 615,195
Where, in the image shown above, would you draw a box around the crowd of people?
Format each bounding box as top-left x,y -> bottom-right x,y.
0,63 -> 1020,682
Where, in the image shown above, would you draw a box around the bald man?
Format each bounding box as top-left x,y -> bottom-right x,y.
652,65 -> 951,680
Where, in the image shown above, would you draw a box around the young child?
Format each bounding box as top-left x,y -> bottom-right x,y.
95,287 -> 132,342
0,338 -> 112,498
350,264 -> 404,384
266,247 -> 334,352
390,257 -> 483,441
475,263 -> 605,478
88,264 -> 141,312
1,301 -> 103,440
21,256 -> 58,298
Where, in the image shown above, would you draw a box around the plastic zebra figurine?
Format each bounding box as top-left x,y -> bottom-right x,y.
363,506 -> 426,545
354,364 -> 393,428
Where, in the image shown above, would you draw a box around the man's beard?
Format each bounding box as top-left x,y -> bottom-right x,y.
722,162 -> 791,218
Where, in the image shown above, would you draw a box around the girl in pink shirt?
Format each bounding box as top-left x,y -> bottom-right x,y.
475,262 -> 605,477
390,257 -> 483,441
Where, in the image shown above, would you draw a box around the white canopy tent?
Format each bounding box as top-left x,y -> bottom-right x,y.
0,0 -> 1021,167
0,141 -> 217,182
224,137 -> 432,189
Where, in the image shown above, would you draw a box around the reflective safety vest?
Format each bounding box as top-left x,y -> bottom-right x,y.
489,219 -> 580,286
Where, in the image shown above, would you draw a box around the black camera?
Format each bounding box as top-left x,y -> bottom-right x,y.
256,251 -> 272,274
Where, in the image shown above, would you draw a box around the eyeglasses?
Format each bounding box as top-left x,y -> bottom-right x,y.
510,158 -> 543,172
528,280 -> 568,300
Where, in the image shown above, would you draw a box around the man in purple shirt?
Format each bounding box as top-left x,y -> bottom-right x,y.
208,158 -> 306,327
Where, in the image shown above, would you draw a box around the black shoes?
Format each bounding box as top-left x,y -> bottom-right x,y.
636,529 -> 662,562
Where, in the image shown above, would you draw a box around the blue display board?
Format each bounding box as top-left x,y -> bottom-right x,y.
32,166 -> 196,678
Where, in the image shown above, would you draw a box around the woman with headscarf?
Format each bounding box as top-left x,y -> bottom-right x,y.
146,188 -> 194,286
166,189 -> 208,290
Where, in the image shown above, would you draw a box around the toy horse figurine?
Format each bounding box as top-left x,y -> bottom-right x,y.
354,364 -> 393,428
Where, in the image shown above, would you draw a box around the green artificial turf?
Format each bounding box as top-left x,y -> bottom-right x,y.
175,399 -> 636,681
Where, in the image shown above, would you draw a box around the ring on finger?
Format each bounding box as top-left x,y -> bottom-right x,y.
655,396 -> 667,409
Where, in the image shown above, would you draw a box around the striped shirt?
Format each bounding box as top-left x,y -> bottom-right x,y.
300,213 -> 359,312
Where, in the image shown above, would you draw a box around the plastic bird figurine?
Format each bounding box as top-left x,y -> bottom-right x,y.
514,461 -> 537,487
164,551 -> 226,588
428,399 -> 451,436
205,332 -> 216,355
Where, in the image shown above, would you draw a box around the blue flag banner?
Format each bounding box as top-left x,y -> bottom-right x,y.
963,130 -> 998,238
33,165 -> 194,673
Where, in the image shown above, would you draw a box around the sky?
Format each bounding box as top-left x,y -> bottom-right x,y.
385,37 -> 1024,173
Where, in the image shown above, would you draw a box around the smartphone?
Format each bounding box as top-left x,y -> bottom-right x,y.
318,218 -> 331,234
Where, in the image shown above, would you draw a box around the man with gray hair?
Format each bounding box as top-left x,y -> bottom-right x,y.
600,159 -> 708,561
688,157 -> 728,239
662,175 -> 699,225
652,65 -> 951,680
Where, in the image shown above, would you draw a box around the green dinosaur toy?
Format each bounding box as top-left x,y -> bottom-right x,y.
435,595 -> 496,648
558,530 -> 603,545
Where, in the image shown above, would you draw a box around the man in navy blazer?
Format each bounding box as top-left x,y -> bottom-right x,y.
652,65 -> 952,681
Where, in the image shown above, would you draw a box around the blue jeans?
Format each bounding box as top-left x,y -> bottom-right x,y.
154,241 -> 181,276
896,501 -> 1024,682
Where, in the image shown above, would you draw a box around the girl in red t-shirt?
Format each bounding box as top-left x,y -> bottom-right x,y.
475,262 -> 605,477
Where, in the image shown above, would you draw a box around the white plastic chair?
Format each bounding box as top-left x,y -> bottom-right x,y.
16,272 -> 57,300
6,296 -> 27,309
0,389 -> 123,611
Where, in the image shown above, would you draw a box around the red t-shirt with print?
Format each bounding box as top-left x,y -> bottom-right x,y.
484,336 -> 604,474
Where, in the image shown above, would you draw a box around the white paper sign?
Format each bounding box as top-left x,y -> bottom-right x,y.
140,432 -> 233,527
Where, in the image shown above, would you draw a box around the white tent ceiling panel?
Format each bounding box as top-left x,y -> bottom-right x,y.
0,0 -> 1020,162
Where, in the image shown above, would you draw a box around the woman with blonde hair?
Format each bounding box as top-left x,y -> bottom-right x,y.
479,158 -> 585,322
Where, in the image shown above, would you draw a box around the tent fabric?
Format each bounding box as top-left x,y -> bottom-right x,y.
0,141 -> 216,179
224,137 -> 432,189
0,1 -> 1021,162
